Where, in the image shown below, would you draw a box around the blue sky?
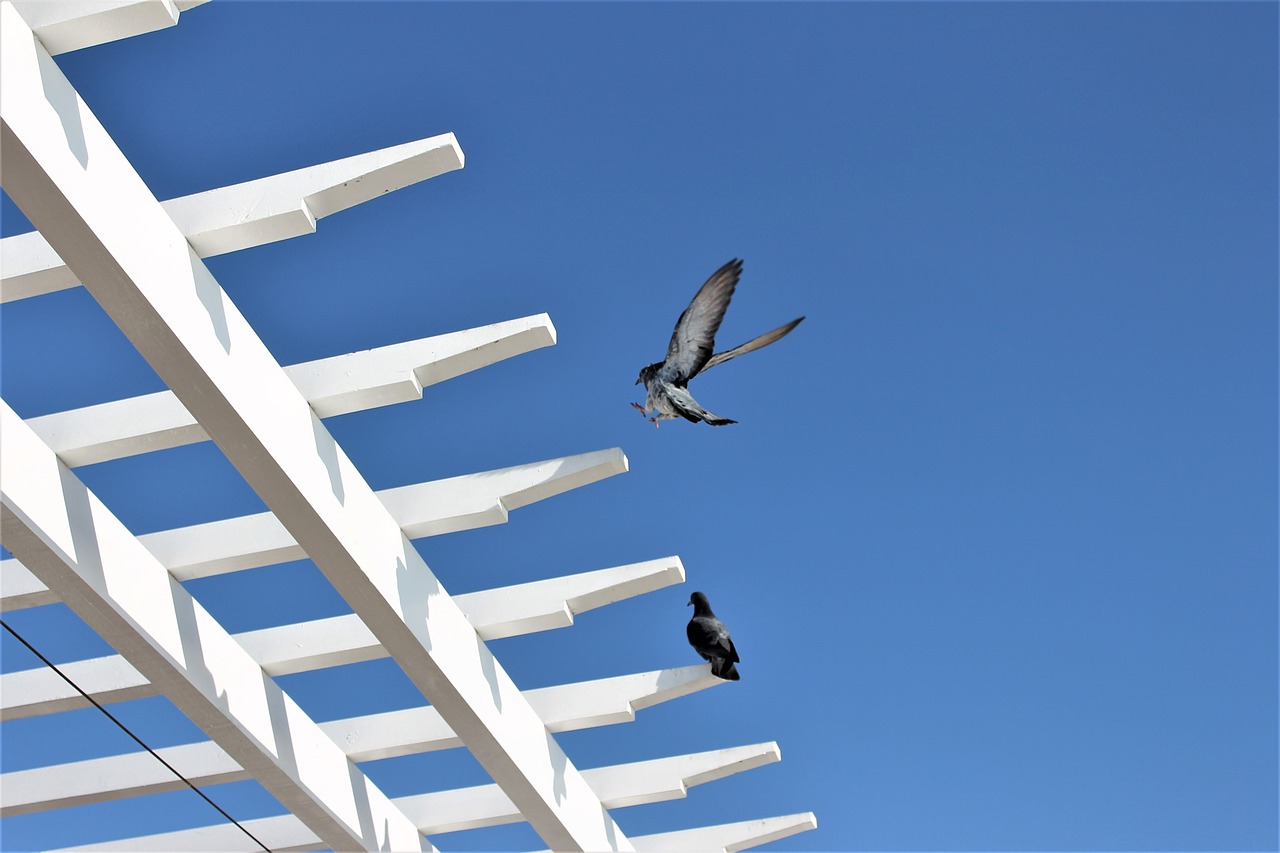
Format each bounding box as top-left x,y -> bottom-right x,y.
1,2 -> 1276,851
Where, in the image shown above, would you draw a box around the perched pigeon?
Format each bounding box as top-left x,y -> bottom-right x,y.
687,591 -> 740,681
633,259 -> 804,426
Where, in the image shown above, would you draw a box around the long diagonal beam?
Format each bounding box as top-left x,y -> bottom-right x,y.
0,8 -> 627,849
2,130 -> 463,302
1,666 -> 721,816
0,403 -> 429,851
2,558 -> 685,719
0,448 -> 629,612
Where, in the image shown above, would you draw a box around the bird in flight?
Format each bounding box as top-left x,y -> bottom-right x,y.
633,258 -> 803,426
687,591 -> 740,681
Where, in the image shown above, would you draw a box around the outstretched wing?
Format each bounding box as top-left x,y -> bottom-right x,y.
661,259 -> 743,383
702,316 -> 805,372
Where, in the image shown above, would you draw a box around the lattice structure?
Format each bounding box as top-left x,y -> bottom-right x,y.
0,3 -> 816,851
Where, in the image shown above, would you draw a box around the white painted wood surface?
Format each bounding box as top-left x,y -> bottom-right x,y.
8,0 -> 209,57
51,745 -> 778,851
1,448 -> 628,611
630,813 -> 820,852
21,314 -> 556,466
1,132 -> 462,302
0,401 -> 430,851
0,6 -> 628,847
2,666 -> 722,816
1,558 -> 685,719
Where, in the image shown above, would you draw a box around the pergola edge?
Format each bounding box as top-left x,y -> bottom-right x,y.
0,6 -> 629,848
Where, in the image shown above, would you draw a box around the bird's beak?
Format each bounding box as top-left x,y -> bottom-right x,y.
635,377 -> 641,385
687,599 -> 693,607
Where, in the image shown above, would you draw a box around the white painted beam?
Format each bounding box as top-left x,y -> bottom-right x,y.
0,559 -> 48,611
397,743 -> 782,834
1,132 -> 463,302
22,314 -> 557,467
0,402 -> 429,851
51,745 -> 778,851
456,556 -> 686,641
0,12 -> 626,848
237,555 -> 684,670
3,653 -> 146,720
2,558 -> 686,719
55,820 -> 323,853
1,448 -> 628,612
630,813 -> 820,853
9,1 -> 208,56
2,666 -> 721,816
329,664 -> 720,758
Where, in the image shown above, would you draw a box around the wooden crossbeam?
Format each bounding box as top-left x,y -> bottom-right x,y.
1,448 -> 628,612
2,131 -> 462,301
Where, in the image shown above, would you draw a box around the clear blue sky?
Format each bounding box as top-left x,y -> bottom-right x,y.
1,2 -> 1276,851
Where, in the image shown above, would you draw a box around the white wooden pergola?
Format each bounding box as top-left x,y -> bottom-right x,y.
0,3 -> 816,851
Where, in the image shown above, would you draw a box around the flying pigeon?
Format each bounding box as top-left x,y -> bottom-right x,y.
633,258 -> 804,426
687,591 -> 740,681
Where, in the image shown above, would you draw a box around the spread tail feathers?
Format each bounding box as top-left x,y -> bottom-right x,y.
702,316 -> 805,372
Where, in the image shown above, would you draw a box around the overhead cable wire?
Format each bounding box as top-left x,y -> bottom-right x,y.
0,619 -> 272,852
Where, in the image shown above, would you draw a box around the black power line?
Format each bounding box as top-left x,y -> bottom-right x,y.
1,619 -> 272,852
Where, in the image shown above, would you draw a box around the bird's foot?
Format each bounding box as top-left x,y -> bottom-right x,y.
652,417 -> 660,429
631,402 -> 647,417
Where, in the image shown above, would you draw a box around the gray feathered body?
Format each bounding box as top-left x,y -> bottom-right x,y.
687,591 -> 740,681
634,258 -> 803,426
638,362 -> 736,426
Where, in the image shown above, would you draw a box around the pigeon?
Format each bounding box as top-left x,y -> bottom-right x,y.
633,258 -> 804,426
687,591 -> 740,681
